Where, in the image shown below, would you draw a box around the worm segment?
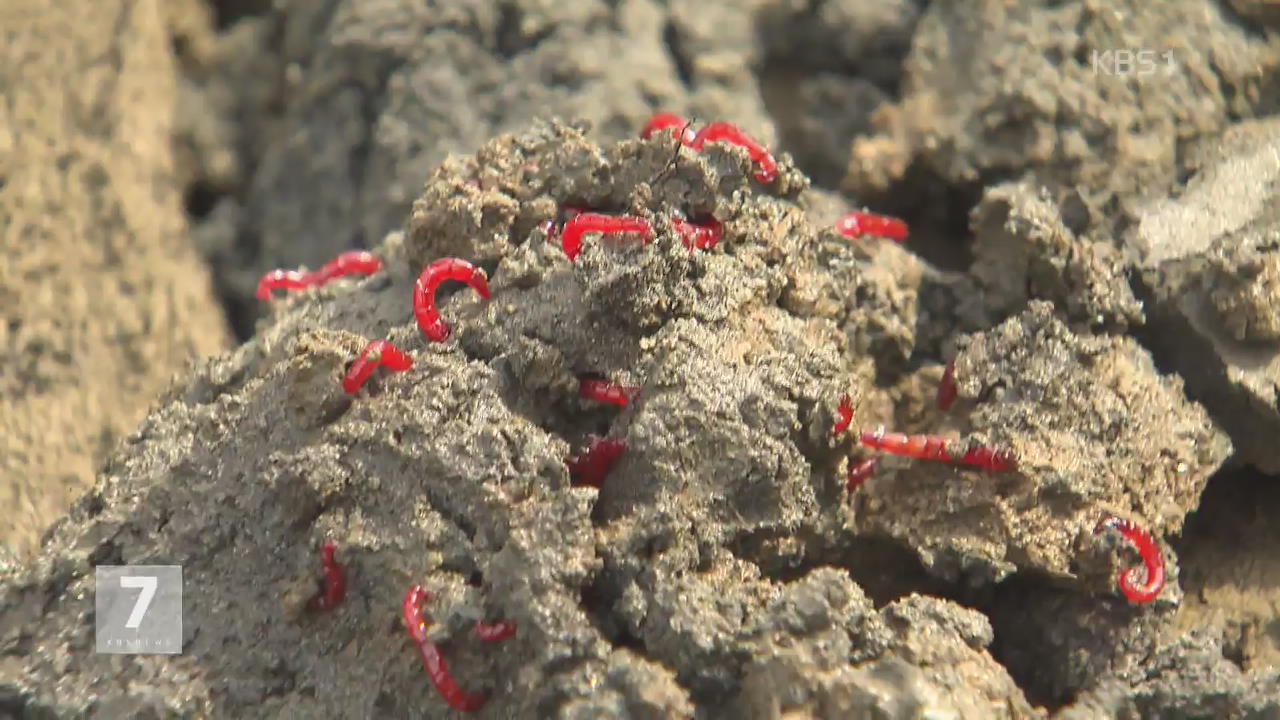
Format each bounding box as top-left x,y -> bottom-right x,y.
859,427 -> 1016,473
936,361 -> 957,411
690,121 -> 778,183
836,211 -> 909,243
559,213 -> 655,261
673,217 -> 724,251
414,258 -> 491,343
474,620 -> 517,643
641,112 -> 696,146
342,340 -> 413,395
312,250 -> 383,284
401,585 -> 488,712
832,395 -> 854,437
567,436 -> 627,488
579,377 -> 638,408
257,250 -> 383,300
308,539 -> 347,612
1094,517 -> 1165,604
846,456 -> 879,491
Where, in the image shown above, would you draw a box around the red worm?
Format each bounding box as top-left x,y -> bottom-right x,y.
342,340 -> 414,395
566,436 -> 627,488
955,445 -> 1017,473
255,270 -> 310,301
690,121 -> 778,183
256,250 -> 383,300
558,213 -> 655,262
474,620 -> 517,643
402,585 -> 434,645
832,395 -> 854,437
846,456 -> 879,491
578,377 -> 638,408
310,250 -> 383,284
308,539 -> 347,612
858,427 -> 1016,473
414,258 -> 491,343
402,585 -> 487,712
672,217 -> 724,251
1094,517 -> 1165,604
936,360 -> 957,411
835,211 -> 909,243
640,112 -> 696,146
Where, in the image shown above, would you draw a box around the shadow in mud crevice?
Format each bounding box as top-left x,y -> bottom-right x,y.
728,526 -> 955,609
1174,465 -> 1280,671
977,572 -> 1158,711
210,0 -> 275,30
752,1 -> 918,190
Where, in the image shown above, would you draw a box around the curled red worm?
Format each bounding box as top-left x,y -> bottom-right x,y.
858,427 -> 1016,473
846,456 -> 879,491
558,213 -> 655,261
690,121 -> 778,183
256,250 -> 383,300
308,539 -> 347,612
578,377 -> 638,408
567,436 -> 627,488
835,211 -> 909,243
1094,517 -> 1165,604
402,586 -> 487,712
414,258 -> 491,343
474,620 -> 518,643
342,340 -> 414,395
672,217 -> 724,251
936,360 -> 957,411
640,112 -> 696,146
832,395 -> 854,437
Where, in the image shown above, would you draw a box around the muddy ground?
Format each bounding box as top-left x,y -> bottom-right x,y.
4,0 -> 1280,717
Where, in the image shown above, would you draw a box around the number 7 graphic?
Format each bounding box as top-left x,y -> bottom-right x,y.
119,575 -> 157,629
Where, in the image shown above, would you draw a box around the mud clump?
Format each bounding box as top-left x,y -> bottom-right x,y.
1128,118 -> 1280,475
969,182 -> 1143,331
848,0 -> 1280,209
857,301 -> 1229,591
0,118 -> 1045,717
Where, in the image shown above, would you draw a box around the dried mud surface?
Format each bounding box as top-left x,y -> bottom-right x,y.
5,0 -> 1280,718
0,0 -> 231,563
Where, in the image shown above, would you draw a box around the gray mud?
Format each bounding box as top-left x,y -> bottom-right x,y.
5,0 -> 1280,718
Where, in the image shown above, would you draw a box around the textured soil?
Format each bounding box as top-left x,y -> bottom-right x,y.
5,0 -> 1280,718
0,0 -> 232,564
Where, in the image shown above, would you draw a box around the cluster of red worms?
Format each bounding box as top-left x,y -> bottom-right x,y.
641,113 -> 778,183
834,367 -> 1166,604
834,363 -> 1015,491
262,254 -> 504,709
265,112 -> 1164,712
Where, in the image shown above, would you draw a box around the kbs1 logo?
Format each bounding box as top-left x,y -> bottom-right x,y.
1091,49 -> 1177,78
